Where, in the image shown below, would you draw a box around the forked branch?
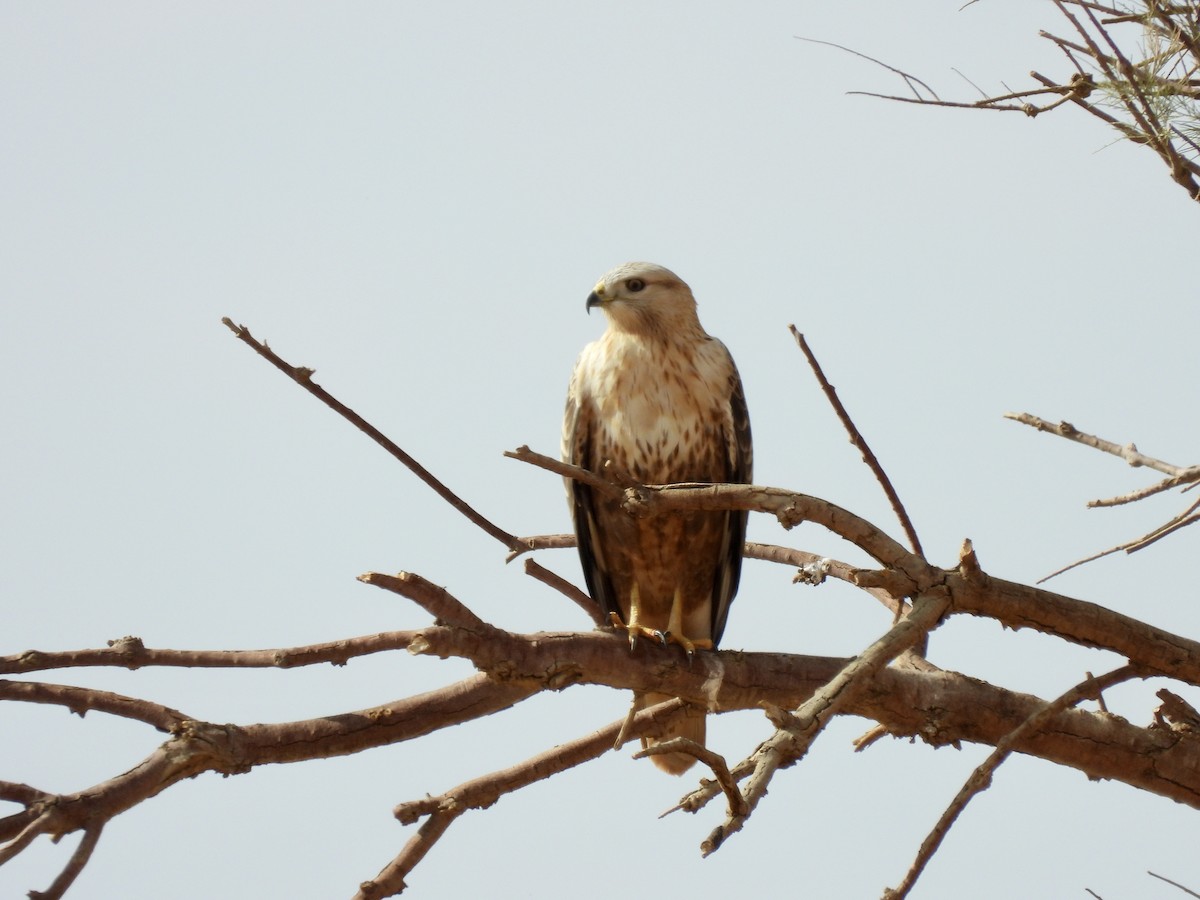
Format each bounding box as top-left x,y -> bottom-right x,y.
803,0 -> 1200,203
7,319 -> 1199,897
1005,412 -> 1200,580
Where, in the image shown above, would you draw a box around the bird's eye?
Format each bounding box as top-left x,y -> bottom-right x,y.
626,278 -> 646,293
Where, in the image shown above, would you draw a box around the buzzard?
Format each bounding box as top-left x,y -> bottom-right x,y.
562,262 -> 753,774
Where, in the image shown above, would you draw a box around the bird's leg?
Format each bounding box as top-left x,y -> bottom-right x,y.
662,587 -> 714,663
608,582 -> 665,650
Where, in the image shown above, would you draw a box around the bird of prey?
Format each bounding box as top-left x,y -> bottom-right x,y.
562,261 -> 753,775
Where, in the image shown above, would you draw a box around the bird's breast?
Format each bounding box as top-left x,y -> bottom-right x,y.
581,336 -> 728,483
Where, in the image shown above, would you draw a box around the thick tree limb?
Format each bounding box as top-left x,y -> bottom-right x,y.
944,571 -> 1200,686
404,627 -> 1200,808
0,674 -> 538,848
7,612 -> 1200,894
9,613 -> 1200,877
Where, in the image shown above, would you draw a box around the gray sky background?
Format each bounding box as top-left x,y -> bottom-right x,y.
3,3 -> 1198,898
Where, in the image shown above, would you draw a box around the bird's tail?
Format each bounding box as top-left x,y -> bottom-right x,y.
636,691 -> 705,775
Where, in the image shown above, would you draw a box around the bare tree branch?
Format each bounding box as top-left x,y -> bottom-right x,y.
222,317 -> 521,550
790,326 -> 924,557
1,631 -> 419,676
806,2 -> 1200,202
794,35 -> 940,100
1,674 -> 540,848
357,571 -> 486,629
9,439 -> 1200,892
1148,870 -> 1200,898
0,680 -> 188,732
1004,412 -> 1200,579
1004,412 -> 1196,478
9,316 -> 1200,895
885,665 -> 1141,899
702,582 -> 953,856
521,558 -> 607,627
364,700 -> 690,898
30,822 -> 103,900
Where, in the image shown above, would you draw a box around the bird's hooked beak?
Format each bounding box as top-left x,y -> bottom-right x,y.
585,281 -> 606,314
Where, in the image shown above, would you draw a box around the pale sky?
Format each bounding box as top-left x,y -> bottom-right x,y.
3,3 -> 1199,898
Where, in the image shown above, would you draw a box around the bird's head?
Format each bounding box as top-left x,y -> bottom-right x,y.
585,262 -> 702,336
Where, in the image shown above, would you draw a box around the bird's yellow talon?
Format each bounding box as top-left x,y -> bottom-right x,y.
610,614 -> 712,659
608,612 -> 665,650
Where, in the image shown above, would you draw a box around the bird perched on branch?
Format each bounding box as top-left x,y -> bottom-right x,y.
562,261 -> 753,774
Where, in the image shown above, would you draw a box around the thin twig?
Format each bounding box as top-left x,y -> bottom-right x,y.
665,758 -> 757,817
503,445 -> 623,496
0,680 -> 190,732
814,5 -> 1200,202
32,822 -> 104,900
356,812 -> 447,899
522,558 -> 606,627
1005,412 -> 1200,581
1089,469 -> 1200,507
848,85 -> 1069,114
357,571 -> 485,629
795,36 -> 940,100
504,532 -> 576,562
222,318 -> 521,550
1037,541 -> 1126,582
1038,496 -> 1200,583
791,327 -> 923,556
1004,413 -> 1191,477
1125,499 -> 1200,551
370,700 -> 687,898
1148,870 -> 1200,898
634,738 -> 749,817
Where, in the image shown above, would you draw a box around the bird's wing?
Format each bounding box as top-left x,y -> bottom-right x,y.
710,352 -> 753,645
562,361 -> 618,622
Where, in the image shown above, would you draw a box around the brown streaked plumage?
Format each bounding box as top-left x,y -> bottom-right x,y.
562,261 -> 753,775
